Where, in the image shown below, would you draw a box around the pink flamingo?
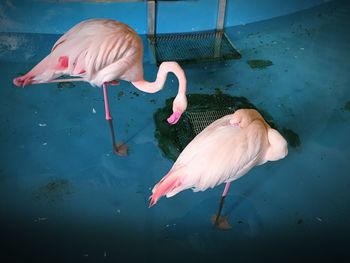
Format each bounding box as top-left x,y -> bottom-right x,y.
149,109 -> 288,229
13,19 -> 187,155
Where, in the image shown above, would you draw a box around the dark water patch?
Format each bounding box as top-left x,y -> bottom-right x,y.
282,128 -> 301,149
247,59 -> 273,69
117,91 -> 125,99
33,178 -> 73,204
214,88 -> 223,95
57,82 -> 75,89
343,101 -> 350,112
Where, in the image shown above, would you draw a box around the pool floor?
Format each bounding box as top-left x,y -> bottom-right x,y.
1,0 -> 350,262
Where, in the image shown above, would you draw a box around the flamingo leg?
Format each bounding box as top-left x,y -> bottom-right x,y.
212,182 -> 232,230
102,83 -> 128,156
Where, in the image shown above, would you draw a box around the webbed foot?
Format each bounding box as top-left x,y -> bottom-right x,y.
113,141 -> 128,156
211,215 -> 232,230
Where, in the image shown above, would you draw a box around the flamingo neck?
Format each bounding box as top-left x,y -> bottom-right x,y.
131,61 -> 186,95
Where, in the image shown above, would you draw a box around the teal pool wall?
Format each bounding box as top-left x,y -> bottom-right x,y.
1,0 -> 327,34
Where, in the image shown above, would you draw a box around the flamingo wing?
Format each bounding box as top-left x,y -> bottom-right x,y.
165,113 -> 270,196
13,19 -> 144,87
51,19 -> 144,86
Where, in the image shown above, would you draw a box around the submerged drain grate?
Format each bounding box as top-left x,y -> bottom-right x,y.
186,109 -> 235,135
175,109 -> 235,151
154,93 -> 296,160
148,31 -> 241,65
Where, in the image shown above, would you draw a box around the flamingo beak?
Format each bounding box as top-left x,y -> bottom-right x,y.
167,111 -> 182,125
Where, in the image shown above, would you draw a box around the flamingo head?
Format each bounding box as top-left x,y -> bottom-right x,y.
167,93 -> 188,125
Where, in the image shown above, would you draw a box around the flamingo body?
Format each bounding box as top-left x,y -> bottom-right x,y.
13,19 -> 187,125
14,19 -> 143,87
150,109 -> 288,206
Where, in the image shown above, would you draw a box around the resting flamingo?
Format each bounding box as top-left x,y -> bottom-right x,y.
149,109 -> 288,229
13,19 -> 187,155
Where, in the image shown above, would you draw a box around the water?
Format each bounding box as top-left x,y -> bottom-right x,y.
1,0 -> 350,262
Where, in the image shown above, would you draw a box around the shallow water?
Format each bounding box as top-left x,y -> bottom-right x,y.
1,0 -> 350,262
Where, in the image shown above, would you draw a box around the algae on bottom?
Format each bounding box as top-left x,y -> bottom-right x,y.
154,93 -> 300,160
247,59 -> 273,69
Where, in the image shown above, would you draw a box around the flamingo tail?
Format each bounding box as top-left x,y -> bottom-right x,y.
13,55 -> 88,87
149,172 -> 182,207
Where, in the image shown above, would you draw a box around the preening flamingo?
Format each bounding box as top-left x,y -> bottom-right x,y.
12,19 -> 187,155
149,109 -> 288,229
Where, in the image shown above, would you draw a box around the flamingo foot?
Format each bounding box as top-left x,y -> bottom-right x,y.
167,111 -> 182,125
211,215 -> 232,230
113,141 -> 128,156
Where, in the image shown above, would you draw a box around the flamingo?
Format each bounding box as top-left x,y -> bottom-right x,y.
149,109 -> 288,229
12,19 -> 187,155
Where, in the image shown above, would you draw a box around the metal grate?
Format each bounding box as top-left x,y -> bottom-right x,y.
148,31 -> 241,65
186,109 -> 235,135
175,108 -> 235,151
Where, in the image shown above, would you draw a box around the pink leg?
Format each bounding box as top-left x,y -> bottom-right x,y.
102,83 -> 127,156
222,182 -> 231,197
103,83 -> 112,121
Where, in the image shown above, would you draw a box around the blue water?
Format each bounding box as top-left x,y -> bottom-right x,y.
1,0 -> 350,262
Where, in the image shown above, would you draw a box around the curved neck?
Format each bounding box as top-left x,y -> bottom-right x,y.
131,61 -> 186,95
